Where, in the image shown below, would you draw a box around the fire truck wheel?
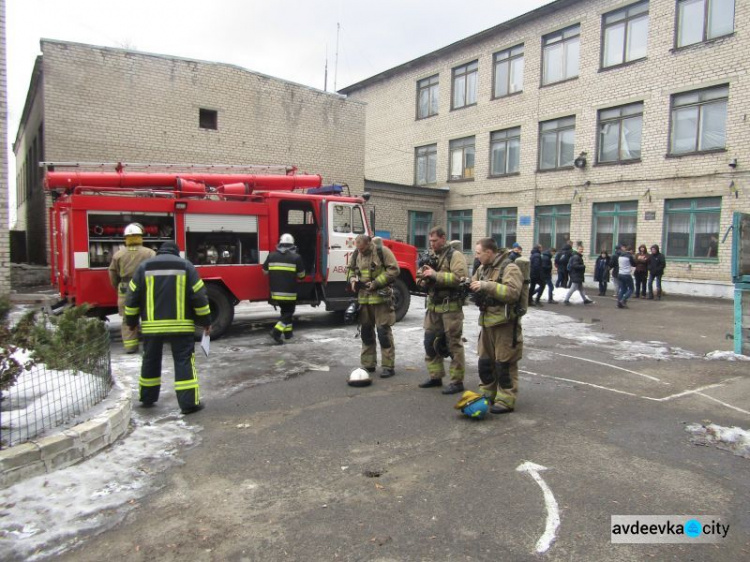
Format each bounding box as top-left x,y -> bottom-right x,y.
200,284 -> 235,340
392,278 -> 410,323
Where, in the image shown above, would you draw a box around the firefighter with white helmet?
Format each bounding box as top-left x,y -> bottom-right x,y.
108,223 -> 155,353
262,233 -> 306,343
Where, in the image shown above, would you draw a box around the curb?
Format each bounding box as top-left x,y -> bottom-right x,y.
0,374 -> 132,489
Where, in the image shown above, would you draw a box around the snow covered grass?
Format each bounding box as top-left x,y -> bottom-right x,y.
1,349 -> 110,446
686,423 -> 750,459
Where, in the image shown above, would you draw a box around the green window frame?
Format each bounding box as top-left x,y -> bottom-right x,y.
447,209 -> 473,253
591,201 -> 638,255
487,208 -> 517,249
409,211 -> 433,250
663,197 -> 721,259
534,205 -> 571,249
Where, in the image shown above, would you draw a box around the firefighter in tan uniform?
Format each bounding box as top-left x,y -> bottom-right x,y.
346,234 -> 400,378
469,237 -> 524,414
108,223 -> 155,353
418,226 -> 468,394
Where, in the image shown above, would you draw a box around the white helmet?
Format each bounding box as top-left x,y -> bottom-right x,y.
279,233 -> 295,245
347,368 -> 372,387
124,223 -> 144,237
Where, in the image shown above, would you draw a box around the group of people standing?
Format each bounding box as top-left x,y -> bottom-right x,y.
594,243 -> 667,308
346,228 -> 525,416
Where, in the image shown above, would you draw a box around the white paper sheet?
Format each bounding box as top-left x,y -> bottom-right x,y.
200,333 -> 210,356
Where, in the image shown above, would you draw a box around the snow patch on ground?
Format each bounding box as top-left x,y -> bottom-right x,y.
0,410 -> 200,561
686,423 -> 750,459
704,350 -> 750,361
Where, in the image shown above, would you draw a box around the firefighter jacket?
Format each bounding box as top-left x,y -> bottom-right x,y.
262,245 -> 306,302
346,243 -> 399,305
425,245 -> 468,312
108,245 -> 155,294
124,245 -> 211,335
471,250 -> 524,327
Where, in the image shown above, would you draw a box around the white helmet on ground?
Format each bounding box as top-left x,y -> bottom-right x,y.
347,367 -> 372,387
124,223 -> 144,237
279,233 -> 295,245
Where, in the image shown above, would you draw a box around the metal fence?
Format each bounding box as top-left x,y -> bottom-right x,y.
0,331 -> 113,448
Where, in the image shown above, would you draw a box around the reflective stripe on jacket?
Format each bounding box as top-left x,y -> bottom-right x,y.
263,248 -> 306,302
346,244 -> 399,305
124,253 -> 211,335
471,251 -> 523,327
426,246 -> 468,311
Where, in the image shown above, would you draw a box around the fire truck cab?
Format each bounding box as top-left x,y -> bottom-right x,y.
45,164 -> 419,338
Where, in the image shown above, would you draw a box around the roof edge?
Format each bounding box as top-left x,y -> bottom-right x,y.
339,0 -> 579,94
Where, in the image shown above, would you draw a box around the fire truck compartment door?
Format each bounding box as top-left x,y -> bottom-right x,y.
326,202 -> 366,283
185,214 -> 258,232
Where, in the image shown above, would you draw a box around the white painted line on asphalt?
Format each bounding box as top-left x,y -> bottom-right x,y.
694,392 -> 750,416
523,370 -> 750,416
530,349 -> 666,384
516,461 -> 560,554
521,370 -> 641,398
643,382 -> 727,402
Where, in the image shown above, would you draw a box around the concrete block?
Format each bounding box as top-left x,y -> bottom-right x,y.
44,447 -> 85,472
74,419 -> 110,444
0,461 -> 47,489
0,442 -> 42,471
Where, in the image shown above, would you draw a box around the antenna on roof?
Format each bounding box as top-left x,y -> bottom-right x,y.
324,43 -> 328,92
334,22 -> 340,92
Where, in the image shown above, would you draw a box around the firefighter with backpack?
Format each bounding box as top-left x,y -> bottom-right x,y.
468,237 -> 528,414
346,234 -> 400,378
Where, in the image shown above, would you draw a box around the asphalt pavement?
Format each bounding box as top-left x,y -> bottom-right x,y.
56,291 -> 750,561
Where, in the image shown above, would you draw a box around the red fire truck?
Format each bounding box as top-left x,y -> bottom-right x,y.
45,163 -> 419,338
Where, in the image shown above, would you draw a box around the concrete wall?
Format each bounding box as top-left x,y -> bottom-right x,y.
344,0 -> 749,294
13,40 -> 366,270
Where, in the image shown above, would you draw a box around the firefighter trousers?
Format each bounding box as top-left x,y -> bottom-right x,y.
139,335 -> 201,411
272,301 -> 297,339
477,322 -> 523,408
424,309 -> 465,381
359,302 -> 396,369
118,292 -> 140,352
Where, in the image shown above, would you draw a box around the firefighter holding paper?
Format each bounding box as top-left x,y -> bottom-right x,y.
263,233 -> 306,344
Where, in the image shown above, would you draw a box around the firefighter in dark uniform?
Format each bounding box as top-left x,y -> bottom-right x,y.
124,241 -> 211,414
108,223 -> 155,353
469,237 -> 524,414
263,233 -> 306,344
418,226 -> 468,394
346,234 -> 400,377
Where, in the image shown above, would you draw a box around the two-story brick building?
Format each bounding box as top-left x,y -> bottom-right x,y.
13,39 -> 366,266
341,0 -> 748,297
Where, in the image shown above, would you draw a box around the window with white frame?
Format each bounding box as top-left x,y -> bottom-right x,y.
542,25 -> 580,85
417,75 -> 439,119
448,210 -> 473,253
664,197 -> 721,258
592,201 -> 638,254
490,127 -> 521,176
415,144 -> 437,186
670,85 -> 728,154
602,1 -> 649,68
598,102 -> 643,163
493,45 -> 524,98
488,208 -> 517,249
677,0 -> 735,48
539,116 -> 576,170
452,61 -> 478,109
449,136 -> 475,180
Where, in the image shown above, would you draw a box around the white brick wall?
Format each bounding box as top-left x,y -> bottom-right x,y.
13,40 -> 366,267
345,0 -> 749,286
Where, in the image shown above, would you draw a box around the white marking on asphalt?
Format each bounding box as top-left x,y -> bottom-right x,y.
516,461 -> 560,554
522,370 -> 749,416
541,350 -> 667,384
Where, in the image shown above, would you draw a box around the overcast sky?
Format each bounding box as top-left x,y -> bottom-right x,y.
5,0 -> 555,216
